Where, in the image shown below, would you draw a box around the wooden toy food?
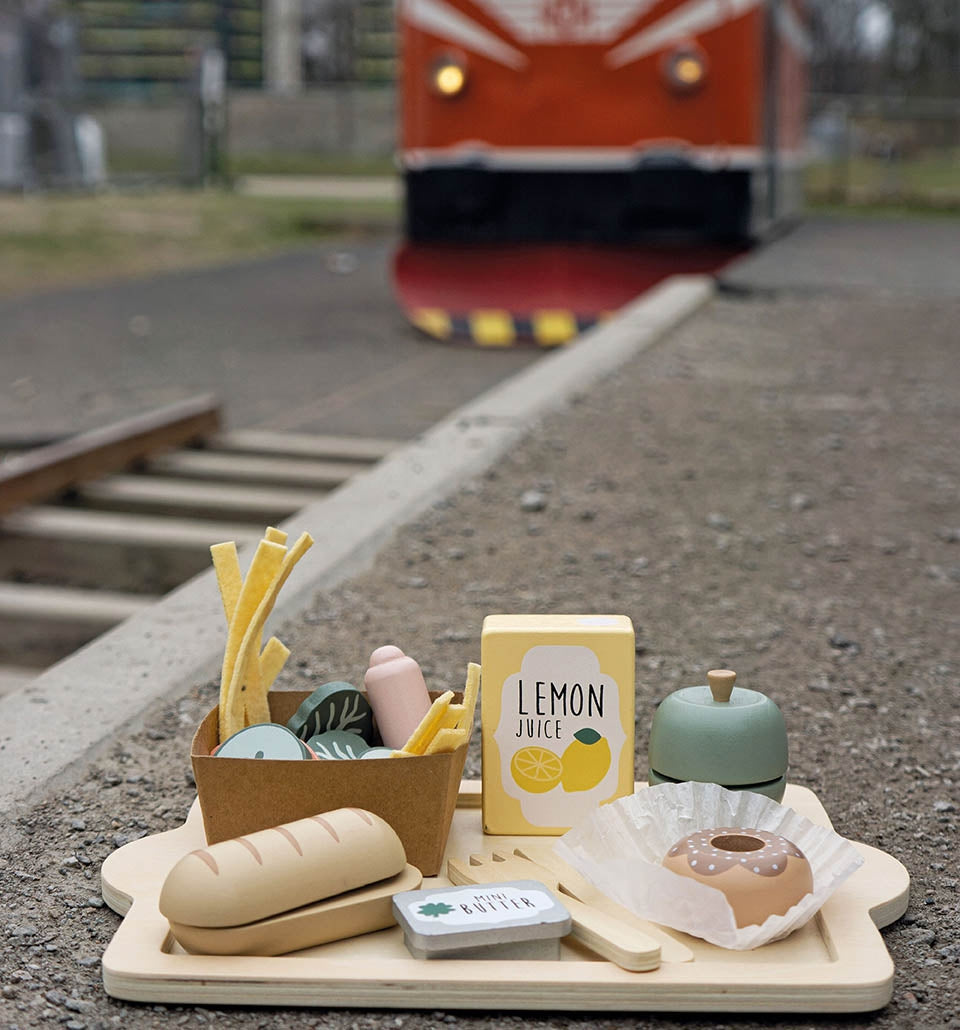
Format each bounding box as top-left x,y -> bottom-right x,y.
394,663 -> 481,757
215,723 -> 314,760
287,681 -> 376,743
306,731 -> 371,760
211,526 -> 313,742
447,851 -> 661,971
364,645 -> 433,749
648,669 -> 789,801
393,879 -> 572,960
159,807 -> 421,955
662,827 -> 814,928
480,614 -> 636,835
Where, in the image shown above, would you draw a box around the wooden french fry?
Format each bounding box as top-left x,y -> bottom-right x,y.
258,637 -> 291,691
212,535 -> 293,728
222,533 -> 313,739
423,727 -> 467,755
218,539 -> 287,741
396,690 -> 454,756
264,526 -> 288,545
211,541 -> 243,619
439,663 -> 481,732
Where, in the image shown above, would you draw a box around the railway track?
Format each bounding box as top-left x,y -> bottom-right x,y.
0,396 -> 400,691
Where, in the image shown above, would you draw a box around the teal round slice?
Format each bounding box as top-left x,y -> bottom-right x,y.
306,731 -> 371,760
286,681 -> 376,743
360,746 -> 395,760
216,723 -> 308,760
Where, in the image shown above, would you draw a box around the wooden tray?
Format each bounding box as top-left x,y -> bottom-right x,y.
100,783 -> 909,1013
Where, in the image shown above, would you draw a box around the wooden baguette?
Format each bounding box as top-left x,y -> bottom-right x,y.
167,864 -> 422,956
159,808 -> 406,929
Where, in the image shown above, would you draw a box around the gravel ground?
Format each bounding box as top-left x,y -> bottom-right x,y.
2,283 -> 959,1029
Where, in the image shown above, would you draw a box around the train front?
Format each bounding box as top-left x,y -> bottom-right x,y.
393,0 -> 807,344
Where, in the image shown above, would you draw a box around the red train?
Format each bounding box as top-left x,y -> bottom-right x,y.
392,0 -> 808,343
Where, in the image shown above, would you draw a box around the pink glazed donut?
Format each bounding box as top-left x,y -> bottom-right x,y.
662,827 -> 814,928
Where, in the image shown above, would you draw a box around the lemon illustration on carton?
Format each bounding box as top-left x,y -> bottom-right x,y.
510,746 -> 563,793
560,728 -> 611,792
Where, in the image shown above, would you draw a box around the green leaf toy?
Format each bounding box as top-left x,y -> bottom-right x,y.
287,681 -> 376,744
305,731 -> 371,760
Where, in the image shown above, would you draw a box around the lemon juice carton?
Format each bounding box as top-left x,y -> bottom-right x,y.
480,614 -> 635,835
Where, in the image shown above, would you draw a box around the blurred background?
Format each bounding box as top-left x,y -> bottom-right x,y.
0,0 -> 957,297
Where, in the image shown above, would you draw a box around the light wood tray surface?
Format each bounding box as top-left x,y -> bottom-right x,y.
100,783 -> 909,1013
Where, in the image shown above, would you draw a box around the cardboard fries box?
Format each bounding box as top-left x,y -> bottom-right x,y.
191,690 -> 467,876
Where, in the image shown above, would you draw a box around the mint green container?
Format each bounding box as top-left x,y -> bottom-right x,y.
647,669 -> 788,801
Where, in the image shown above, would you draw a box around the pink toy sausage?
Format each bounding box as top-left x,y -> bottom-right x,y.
363,645 -> 433,750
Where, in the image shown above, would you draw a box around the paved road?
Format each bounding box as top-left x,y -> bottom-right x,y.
0,236 -> 540,444
722,214 -> 960,297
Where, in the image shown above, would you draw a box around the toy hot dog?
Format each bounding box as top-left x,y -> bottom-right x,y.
159,807 -> 420,955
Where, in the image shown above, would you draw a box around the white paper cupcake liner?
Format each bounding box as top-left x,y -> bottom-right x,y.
554,781 -> 864,950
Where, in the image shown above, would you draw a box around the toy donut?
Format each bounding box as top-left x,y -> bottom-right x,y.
662,827 -> 813,928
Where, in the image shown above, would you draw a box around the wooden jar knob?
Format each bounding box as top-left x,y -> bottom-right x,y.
707,669 -> 737,703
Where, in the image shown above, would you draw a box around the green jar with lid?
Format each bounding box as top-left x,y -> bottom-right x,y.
647,669 -> 788,801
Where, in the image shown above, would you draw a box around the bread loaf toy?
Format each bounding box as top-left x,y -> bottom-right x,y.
159,807 -> 421,955
662,827 -> 813,928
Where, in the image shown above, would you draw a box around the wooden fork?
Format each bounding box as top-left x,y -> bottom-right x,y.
447,852 -> 661,971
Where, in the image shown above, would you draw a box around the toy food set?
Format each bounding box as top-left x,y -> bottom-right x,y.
159,808 -> 422,956
663,828 -> 814,929
447,850 -> 661,970
102,781 -> 909,1011
648,669 -> 788,801
392,880 -> 572,960
99,541 -> 909,1012
192,528 -> 479,875
555,780 -> 865,950
480,614 -> 636,835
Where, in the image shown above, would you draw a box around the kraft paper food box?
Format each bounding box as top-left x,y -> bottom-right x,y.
191,689 -> 466,876
481,614 -> 635,835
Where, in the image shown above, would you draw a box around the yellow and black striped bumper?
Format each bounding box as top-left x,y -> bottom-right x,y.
411,309 -> 607,346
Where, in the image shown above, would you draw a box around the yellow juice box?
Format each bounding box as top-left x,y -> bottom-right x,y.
480,614 -> 635,835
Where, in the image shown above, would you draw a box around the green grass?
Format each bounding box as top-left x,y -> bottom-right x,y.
805,151 -> 960,211
0,189 -> 400,298
106,149 -> 398,178
229,152 -> 398,177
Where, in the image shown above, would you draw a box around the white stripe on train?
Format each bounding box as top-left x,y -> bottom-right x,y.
401,0 -> 811,68
400,0 -> 527,69
607,0 -> 760,68
402,144 -> 807,171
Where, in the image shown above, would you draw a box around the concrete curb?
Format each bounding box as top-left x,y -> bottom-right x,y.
0,274 -> 713,814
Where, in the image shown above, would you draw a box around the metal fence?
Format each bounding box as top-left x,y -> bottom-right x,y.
807,93 -> 960,208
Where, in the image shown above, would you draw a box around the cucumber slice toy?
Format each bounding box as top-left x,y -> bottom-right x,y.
215,723 -> 311,760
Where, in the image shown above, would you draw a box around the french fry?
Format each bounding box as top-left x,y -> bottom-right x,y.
222,533 -> 314,739
217,539 -> 287,741
211,538 -> 290,722
211,541 -> 243,620
396,690 -> 454,756
424,727 -> 467,755
437,662 -> 480,730
258,636 -> 291,691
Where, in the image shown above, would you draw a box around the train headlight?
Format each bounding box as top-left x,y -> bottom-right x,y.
663,47 -> 707,93
430,55 -> 467,97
